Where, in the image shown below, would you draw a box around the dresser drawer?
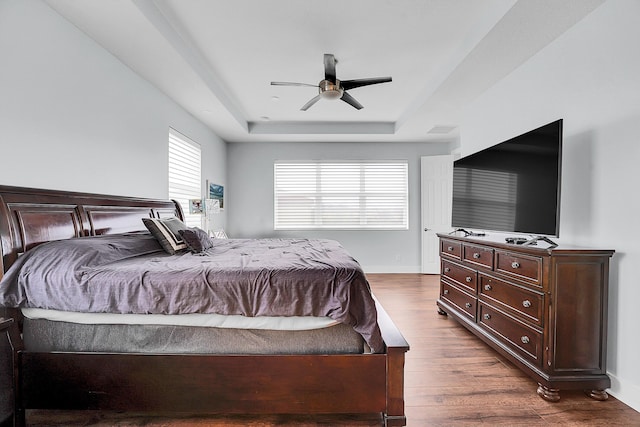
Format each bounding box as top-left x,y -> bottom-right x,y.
441,260 -> 477,293
440,239 -> 462,260
479,274 -> 544,327
478,303 -> 543,367
463,244 -> 494,269
441,279 -> 476,321
495,250 -> 542,285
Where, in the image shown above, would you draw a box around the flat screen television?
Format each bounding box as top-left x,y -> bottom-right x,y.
451,119 -> 563,237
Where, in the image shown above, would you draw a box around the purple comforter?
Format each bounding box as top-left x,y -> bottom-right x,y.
0,233 -> 383,352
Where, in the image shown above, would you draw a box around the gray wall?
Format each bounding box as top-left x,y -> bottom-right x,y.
227,141 -> 452,272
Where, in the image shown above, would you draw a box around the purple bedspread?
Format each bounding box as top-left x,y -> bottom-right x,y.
0,234 -> 383,352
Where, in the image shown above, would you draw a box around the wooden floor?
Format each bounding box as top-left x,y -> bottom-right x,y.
26,274 -> 640,426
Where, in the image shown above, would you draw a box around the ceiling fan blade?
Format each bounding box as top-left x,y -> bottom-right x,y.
324,54 -> 337,83
341,77 -> 392,91
301,94 -> 322,111
340,91 -> 363,110
271,81 -> 318,87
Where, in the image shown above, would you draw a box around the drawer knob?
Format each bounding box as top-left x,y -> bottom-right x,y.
521,336 -> 530,344
448,246 -> 454,251
443,289 -> 449,295
465,302 -> 472,308
483,313 -> 491,320
484,284 -> 492,291
473,252 -> 481,259
465,276 -> 472,283
511,261 -> 520,269
522,300 -> 532,308
444,267 -> 451,273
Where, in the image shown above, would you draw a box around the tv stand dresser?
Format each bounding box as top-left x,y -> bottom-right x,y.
436,233 -> 614,401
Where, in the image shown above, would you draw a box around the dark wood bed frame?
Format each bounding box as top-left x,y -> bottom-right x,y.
0,185 -> 408,427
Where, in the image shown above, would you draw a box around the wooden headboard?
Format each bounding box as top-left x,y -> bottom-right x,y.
0,185 -> 183,277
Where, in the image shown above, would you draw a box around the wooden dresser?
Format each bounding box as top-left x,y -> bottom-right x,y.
436,233 -> 614,401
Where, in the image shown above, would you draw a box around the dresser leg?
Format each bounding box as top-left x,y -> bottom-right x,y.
537,384 -> 561,402
437,308 -> 447,316
586,389 -> 609,401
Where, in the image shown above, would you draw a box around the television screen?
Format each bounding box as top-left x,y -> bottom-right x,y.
452,119 -> 562,236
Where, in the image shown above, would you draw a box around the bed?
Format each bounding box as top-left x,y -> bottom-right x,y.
0,185 -> 408,426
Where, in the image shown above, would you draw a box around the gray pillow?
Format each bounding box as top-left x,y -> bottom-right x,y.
179,227 -> 215,253
142,217 -> 189,254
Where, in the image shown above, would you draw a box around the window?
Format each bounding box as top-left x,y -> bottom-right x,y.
168,128 -> 201,227
274,161 -> 408,230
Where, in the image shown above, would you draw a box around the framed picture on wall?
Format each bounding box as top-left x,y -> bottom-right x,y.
189,198 -> 203,214
207,181 -> 224,209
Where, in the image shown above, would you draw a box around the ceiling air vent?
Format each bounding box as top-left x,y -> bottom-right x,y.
427,125 -> 457,134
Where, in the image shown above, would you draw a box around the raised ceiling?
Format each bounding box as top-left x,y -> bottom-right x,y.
45,0 -> 604,143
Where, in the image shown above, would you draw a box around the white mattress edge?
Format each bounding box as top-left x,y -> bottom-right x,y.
21,308 -> 339,331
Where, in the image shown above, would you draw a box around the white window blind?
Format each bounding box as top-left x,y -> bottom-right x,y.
168,128 -> 201,227
274,161 -> 409,230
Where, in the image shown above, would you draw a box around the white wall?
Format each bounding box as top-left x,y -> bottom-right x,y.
0,0 -> 226,206
459,0 -> 640,411
227,141 -> 452,272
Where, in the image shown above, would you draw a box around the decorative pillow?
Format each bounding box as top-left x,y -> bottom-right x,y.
142,217 -> 189,254
179,227 -> 215,254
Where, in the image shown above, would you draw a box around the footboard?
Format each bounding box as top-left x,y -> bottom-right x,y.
20,353 -> 387,413
376,299 -> 410,426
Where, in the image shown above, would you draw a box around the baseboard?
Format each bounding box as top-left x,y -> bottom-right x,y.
608,372 -> 640,413
361,265 -> 422,274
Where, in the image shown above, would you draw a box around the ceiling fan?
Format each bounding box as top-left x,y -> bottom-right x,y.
271,54 -> 392,111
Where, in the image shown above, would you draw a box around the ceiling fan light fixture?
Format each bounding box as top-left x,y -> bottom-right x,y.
319,90 -> 343,100
318,79 -> 343,100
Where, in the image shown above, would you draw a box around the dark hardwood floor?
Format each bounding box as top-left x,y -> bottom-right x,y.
26,274 -> 640,426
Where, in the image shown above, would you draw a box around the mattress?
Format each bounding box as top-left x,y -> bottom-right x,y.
22,317 -> 365,355
21,308 -> 338,330
21,308 -> 364,355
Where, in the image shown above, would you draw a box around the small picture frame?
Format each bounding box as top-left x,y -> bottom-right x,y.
189,198 -> 204,214
207,180 -> 224,209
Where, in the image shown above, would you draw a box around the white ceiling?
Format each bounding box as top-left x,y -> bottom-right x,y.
45,0 -> 604,144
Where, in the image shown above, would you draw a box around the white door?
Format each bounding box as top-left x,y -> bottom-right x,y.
421,155 -> 454,274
